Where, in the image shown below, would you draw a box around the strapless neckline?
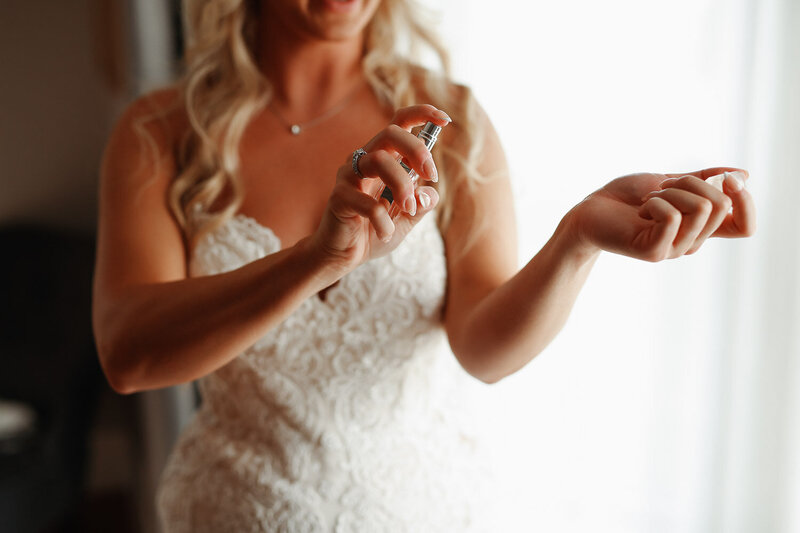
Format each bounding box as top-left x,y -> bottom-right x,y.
227,212 -> 282,248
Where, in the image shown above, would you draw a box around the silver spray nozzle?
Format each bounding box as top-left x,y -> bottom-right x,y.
418,122 -> 442,150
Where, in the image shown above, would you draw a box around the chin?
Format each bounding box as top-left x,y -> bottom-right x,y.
310,21 -> 369,41
272,0 -> 383,42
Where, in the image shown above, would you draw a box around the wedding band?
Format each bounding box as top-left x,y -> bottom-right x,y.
351,148 -> 367,178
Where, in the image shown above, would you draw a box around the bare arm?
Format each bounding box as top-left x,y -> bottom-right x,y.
446,210 -> 599,384
442,105 -> 599,383
443,103 -> 755,384
96,244 -> 340,394
92,91 -> 343,394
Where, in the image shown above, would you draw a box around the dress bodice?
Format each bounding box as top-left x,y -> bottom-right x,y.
157,211 -> 494,532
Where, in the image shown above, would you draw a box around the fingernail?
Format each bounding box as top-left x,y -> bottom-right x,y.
659,178 -> 677,189
706,173 -> 725,191
725,171 -> 744,191
433,110 -> 452,123
381,220 -> 395,242
404,196 -> 417,216
419,190 -> 431,209
729,170 -> 747,182
642,191 -> 656,203
423,158 -> 438,182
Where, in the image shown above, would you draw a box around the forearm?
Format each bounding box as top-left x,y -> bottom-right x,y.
94,238 -> 342,394
450,211 -> 600,383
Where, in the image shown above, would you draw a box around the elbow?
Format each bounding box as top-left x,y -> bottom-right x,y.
107,374 -> 139,396
95,331 -> 147,395
106,366 -> 141,395
453,342 -> 544,385
452,348 -> 509,385
99,353 -> 142,395
447,319 -> 541,385
92,292 -> 155,394
476,371 -> 504,385
469,365 -> 507,385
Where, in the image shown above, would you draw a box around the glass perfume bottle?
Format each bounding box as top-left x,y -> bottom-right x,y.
375,121 -> 442,219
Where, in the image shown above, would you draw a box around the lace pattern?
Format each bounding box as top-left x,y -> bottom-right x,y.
156,212 -> 495,532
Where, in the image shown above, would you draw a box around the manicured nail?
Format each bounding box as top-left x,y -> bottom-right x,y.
419,190 -> 431,209
706,173 -> 725,191
729,170 -> 747,181
725,171 -> 744,191
433,110 -> 452,123
423,159 -> 438,182
404,196 -> 417,216
381,221 -> 394,242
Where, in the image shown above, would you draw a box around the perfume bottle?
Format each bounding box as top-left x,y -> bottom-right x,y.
375,121 -> 442,219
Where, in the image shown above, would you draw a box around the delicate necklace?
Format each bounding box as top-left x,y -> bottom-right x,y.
269,81 -> 364,136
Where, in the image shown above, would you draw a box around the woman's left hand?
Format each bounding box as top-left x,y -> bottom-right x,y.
568,167 -> 756,261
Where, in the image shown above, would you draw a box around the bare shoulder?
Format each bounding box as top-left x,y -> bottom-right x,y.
95,84 -> 190,301
100,84 -> 190,212
125,84 -> 185,126
113,84 -> 186,155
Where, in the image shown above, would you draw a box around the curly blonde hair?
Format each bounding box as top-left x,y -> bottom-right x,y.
152,0 -> 492,252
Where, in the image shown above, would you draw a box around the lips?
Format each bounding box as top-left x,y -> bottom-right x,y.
321,0 -> 359,14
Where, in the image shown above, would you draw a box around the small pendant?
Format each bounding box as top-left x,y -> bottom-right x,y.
290,124 -> 301,135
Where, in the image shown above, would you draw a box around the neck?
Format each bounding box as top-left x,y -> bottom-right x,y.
257,13 -> 366,121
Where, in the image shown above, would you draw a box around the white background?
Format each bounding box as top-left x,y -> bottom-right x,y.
431,0 -> 800,531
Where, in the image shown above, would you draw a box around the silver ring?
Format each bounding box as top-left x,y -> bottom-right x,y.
351,148 -> 367,178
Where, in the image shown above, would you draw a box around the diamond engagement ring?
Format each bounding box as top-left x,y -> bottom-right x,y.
351,148 -> 368,178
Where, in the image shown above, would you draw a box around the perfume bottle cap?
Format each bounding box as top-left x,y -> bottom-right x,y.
418,122 -> 442,149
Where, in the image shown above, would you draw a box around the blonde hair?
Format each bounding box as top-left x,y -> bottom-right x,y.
166,0 -> 491,252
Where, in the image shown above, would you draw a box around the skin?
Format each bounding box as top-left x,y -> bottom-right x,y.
91,0 -> 756,393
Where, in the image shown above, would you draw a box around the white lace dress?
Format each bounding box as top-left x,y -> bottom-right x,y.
156,211 -> 495,532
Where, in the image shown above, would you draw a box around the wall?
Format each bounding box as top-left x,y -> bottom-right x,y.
0,0 -> 126,233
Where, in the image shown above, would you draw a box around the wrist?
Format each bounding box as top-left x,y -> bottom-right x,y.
551,204 -> 603,265
293,236 -> 351,289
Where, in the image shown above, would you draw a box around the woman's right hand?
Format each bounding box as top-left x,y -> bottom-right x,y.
309,104 -> 451,271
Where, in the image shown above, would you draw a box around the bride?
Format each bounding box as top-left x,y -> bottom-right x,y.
91,0 -> 756,530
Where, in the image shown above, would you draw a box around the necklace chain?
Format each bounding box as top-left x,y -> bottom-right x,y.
269,82 -> 364,136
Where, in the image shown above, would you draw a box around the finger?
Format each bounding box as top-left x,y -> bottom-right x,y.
637,196 -> 681,261
653,175 -> 732,254
337,160 -> 363,186
329,183 -> 395,242
356,149 -> 418,215
336,151 -> 412,207
392,186 -> 440,237
363,124 -> 439,183
645,188 -> 714,254
665,167 -> 750,182
390,104 -> 451,131
712,174 -> 757,238
661,170 -> 747,193
414,186 -> 439,216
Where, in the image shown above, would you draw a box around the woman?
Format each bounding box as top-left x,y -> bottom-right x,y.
92,0 -> 756,530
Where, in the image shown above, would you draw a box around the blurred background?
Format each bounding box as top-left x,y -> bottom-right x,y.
0,0 -> 797,532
